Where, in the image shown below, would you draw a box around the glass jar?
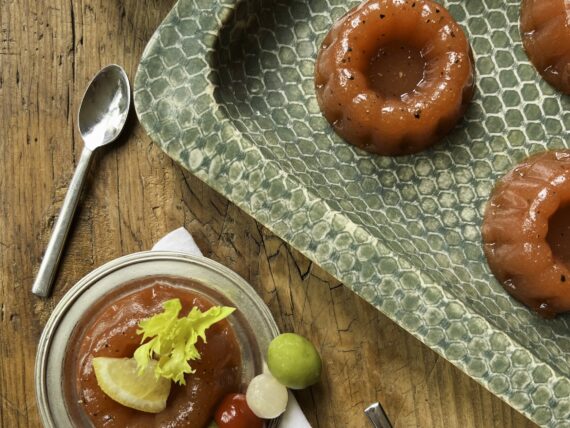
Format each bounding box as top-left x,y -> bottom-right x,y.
35,251 -> 280,427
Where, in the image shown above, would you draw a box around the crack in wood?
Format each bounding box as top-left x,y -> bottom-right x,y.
0,391 -> 28,420
180,171 -> 201,205
215,202 -> 230,243
115,154 -> 125,251
337,317 -> 357,332
266,242 -> 284,261
308,388 -> 321,428
69,0 -> 77,159
283,243 -> 312,281
210,199 -> 226,218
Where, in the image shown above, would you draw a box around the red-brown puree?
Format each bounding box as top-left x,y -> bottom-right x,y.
483,151 -> 570,317
520,0 -> 570,94
74,279 -> 241,427
315,0 -> 474,155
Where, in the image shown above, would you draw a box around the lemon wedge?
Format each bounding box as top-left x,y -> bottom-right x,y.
92,357 -> 171,413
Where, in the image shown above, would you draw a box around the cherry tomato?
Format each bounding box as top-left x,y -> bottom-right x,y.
215,393 -> 263,428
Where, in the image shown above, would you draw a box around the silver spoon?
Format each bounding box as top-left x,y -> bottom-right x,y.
32,64 -> 131,298
365,402 -> 393,428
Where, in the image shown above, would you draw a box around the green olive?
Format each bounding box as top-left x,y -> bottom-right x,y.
267,333 -> 322,389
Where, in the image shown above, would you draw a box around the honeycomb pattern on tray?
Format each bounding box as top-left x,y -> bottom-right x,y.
134,0 -> 570,425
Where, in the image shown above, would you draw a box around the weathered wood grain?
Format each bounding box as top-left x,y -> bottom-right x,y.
0,1 -> 536,427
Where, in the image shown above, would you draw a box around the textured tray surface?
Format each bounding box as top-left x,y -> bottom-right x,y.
134,0 -> 570,425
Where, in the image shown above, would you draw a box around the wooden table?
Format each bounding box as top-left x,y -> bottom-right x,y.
0,1 -> 536,427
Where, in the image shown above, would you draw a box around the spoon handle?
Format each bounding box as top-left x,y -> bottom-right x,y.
365,402 -> 393,428
32,146 -> 93,297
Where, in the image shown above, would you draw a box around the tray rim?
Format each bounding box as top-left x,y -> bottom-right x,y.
133,1 -> 570,426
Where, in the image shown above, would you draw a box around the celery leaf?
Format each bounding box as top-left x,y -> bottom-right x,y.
134,298 -> 235,385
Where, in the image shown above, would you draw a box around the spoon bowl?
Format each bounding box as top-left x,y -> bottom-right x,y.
79,65 -> 130,150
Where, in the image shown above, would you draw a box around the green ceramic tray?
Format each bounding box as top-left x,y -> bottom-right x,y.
134,0 -> 570,426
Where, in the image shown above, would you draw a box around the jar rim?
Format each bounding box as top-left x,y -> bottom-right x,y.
35,251 -> 280,428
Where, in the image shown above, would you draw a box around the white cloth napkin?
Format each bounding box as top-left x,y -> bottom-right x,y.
152,227 -> 311,428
